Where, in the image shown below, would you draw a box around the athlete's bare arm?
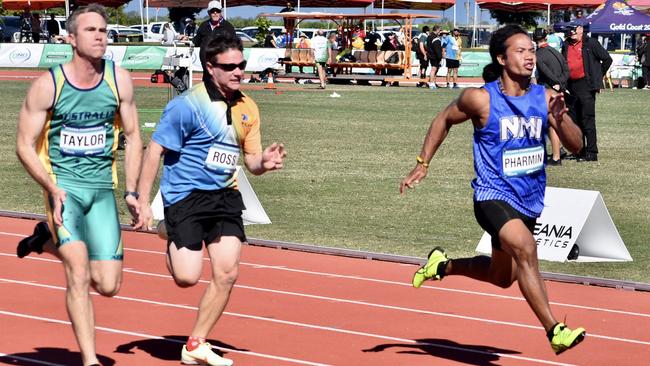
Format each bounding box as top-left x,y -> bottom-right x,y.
399,87 -> 489,194
134,140 -> 166,230
115,66 -> 143,222
545,89 -> 583,154
16,72 -> 67,225
243,143 -> 287,176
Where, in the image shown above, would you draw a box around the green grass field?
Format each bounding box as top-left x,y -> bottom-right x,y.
2,80 -> 649,283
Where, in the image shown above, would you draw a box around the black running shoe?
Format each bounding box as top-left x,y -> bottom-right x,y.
17,221 -> 51,258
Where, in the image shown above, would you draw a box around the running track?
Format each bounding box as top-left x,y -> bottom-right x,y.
1,216 -> 649,366
2,70 -> 648,365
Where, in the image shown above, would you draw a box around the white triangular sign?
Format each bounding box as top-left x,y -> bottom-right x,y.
151,166 -> 271,225
476,187 -> 631,262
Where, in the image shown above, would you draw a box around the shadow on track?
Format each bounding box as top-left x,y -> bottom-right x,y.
0,347 -> 115,366
115,335 -> 247,361
363,338 -> 521,366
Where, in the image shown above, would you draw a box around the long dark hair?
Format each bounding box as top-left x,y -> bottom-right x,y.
482,25 -> 529,83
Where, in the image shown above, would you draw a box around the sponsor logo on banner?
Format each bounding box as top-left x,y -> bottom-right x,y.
534,222 -> 573,249
121,46 -> 166,68
476,187 -> 632,262
256,52 -> 279,69
609,23 -> 650,31
245,48 -> 285,72
9,47 -> 31,64
38,44 -> 73,66
103,49 -> 115,60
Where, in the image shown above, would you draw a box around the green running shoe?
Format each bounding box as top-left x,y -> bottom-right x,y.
412,247 -> 448,288
550,322 -> 586,355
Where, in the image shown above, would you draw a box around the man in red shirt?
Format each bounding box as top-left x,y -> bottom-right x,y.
562,24 -> 612,162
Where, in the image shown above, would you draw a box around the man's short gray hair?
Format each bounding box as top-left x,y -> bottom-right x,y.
66,4 -> 109,35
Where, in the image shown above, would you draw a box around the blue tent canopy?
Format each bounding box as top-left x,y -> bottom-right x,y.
575,0 -> 650,33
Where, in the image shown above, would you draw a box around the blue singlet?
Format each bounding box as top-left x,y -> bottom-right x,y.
472,80 -> 548,217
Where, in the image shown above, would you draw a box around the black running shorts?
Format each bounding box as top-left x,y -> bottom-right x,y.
473,200 -> 536,249
164,188 -> 246,251
446,58 -> 460,69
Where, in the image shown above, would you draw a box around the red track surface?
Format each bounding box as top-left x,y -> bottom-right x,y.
1,216 -> 649,366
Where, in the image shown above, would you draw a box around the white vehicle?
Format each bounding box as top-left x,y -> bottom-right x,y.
235,31 -> 257,48
126,22 -> 177,42
107,25 -> 142,43
10,15 -> 67,43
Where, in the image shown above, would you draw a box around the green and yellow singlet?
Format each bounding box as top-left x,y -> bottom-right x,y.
38,59 -> 121,189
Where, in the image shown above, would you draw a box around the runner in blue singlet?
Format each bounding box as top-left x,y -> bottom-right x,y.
400,25 -> 587,355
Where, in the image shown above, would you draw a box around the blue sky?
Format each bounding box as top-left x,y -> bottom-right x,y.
123,0 -> 487,27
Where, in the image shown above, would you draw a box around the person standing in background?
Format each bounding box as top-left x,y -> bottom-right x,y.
193,1 -> 236,81
311,30 -> 329,89
562,24 -> 611,162
426,25 -> 443,89
546,26 -> 564,53
442,29 -> 462,89
31,13 -> 42,43
534,27 -> 570,166
415,26 -> 430,87
636,34 -> 650,89
46,14 -> 60,43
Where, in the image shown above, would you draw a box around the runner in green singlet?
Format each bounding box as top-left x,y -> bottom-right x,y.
15,4 -> 142,366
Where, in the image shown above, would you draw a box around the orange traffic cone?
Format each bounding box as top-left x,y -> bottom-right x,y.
264,72 -> 277,90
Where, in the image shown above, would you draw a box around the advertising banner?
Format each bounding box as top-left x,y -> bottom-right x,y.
0,43 -> 43,68
458,51 -> 491,77
38,44 -> 73,67
246,48 -> 286,72
410,51 -> 490,78
103,46 -> 128,65
120,46 -> 167,69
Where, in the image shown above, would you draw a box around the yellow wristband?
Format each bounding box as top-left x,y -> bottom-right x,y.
416,155 -> 429,168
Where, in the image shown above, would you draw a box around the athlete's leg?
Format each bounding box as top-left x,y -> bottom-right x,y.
429,65 -> 438,85
497,219 -> 556,332
446,248 -> 517,289
89,260 -> 122,296
190,236 -> 241,338
58,241 -> 100,366
167,242 -> 205,287
85,190 -> 123,296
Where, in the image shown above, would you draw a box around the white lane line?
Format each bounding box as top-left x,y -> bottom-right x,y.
0,310 -> 331,366
2,236 -> 650,319
0,285 -> 574,366
4,242 -> 644,320
0,352 -> 66,366
0,231 -> 27,238
3,276 -> 650,349
121,248 -> 650,319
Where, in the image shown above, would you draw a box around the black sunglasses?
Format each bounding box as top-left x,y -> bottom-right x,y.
212,60 -> 247,71
209,8 -> 221,14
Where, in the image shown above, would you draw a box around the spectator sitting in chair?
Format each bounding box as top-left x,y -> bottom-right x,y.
296,33 -> 311,73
